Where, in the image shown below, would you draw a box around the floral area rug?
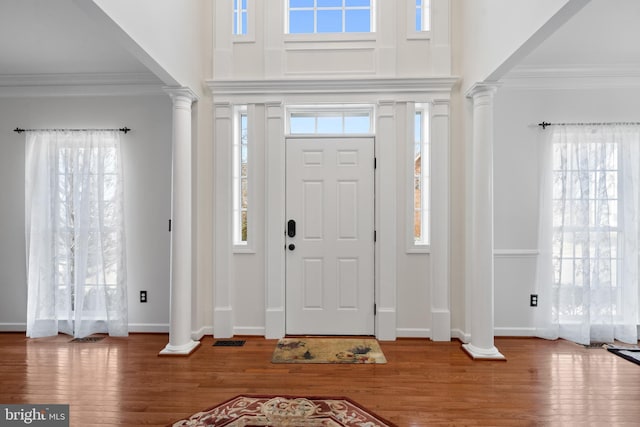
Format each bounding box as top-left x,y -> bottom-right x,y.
170,395 -> 396,426
271,337 -> 387,364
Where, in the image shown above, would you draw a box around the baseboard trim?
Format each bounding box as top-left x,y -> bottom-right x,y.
0,323 -> 26,332
495,327 -> 536,337
396,328 -> 430,338
0,323 -> 171,334
128,324 -> 170,333
192,326 -> 213,340
451,328 -> 471,343
233,326 -> 266,336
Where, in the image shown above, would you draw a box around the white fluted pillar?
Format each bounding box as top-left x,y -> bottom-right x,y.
462,83 -> 505,360
160,87 -> 200,356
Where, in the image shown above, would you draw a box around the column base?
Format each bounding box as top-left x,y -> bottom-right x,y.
462,343 -> 506,361
265,308 -> 285,339
431,309 -> 451,342
375,307 -> 397,341
159,340 -> 201,356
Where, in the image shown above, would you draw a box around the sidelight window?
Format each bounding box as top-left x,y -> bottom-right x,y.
409,103 -> 430,250
233,106 -> 249,247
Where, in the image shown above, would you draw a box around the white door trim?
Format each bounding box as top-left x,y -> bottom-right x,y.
263,101 -> 401,341
210,82 -> 454,342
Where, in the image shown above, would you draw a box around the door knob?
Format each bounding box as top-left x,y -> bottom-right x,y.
288,244 -> 295,251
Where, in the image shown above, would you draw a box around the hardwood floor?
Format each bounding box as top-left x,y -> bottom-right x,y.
1,333 -> 639,426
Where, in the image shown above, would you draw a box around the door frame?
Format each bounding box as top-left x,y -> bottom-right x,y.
284,135 -> 376,336
262,101 -> 399,341
211,80 -> 454,342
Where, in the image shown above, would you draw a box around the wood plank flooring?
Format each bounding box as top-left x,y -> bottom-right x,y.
1,333 -> 639,426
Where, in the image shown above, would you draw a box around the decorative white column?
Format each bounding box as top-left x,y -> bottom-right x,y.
160,87 -> 201,356
462,83 -> 505,360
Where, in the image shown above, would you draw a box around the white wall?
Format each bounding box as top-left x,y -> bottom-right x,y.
0,95 -> 173,332
209,0 -> 456,339
213,0 -> 451,80
449,0 -> 586,340
492,84 -> 640,335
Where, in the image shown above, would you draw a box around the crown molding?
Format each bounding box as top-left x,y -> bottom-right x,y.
206,77 -> 459,98
501,64 -> 640,90
0,72 -> 165,97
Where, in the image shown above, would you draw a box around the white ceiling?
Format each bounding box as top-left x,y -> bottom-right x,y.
0,0 -> 157,78
0,0 -> 638,86
513,0 -> 640,72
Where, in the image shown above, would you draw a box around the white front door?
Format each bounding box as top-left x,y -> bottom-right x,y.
285,137 -> 375,335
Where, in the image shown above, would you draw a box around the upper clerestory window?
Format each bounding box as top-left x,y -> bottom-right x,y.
407,0 -> 431,39
415,0 -> 431,32
287,0 -> 374,34
233,0 -> 248,35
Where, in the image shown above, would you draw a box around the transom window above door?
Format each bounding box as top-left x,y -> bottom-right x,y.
287,107 -> 374,135
287,0 -> 374,34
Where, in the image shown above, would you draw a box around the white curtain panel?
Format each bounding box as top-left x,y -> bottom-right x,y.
25,130 -> 127,338
535,125 -> 640,345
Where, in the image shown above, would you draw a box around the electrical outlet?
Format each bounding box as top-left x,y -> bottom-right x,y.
530,294 -> 538,307
140,290 -> 147,303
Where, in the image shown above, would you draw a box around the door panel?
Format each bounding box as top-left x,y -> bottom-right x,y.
286,137 -> 374,335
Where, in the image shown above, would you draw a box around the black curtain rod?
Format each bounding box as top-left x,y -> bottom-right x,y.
538,121 -> 640,130
14,127 -> 131,134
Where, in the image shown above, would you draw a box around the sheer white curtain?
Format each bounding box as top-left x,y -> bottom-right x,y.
535,124 -> 640,345
26,130 -> 127,338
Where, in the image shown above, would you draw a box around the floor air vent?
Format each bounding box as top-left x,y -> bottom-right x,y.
70,337 -> 105,343
213,340 -> 246,347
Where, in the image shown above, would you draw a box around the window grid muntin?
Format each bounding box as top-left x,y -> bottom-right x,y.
233,108 -> 249,245
233,0 -> 248,35
287,0 -> 373,34
413,108 -> 430,246
54,143 -> 121,313
288,108 -> 373,135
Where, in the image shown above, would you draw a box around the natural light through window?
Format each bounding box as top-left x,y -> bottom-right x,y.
413,105 -> 430,247
233,0 -> 248,35
233,107 -> 248,246
289,109 -> 373,135
415,0 -> 431,32
287,0 -> 373,34
551,129 -> 621,317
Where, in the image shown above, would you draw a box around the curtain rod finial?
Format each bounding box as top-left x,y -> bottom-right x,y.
14,127 -> 25,134
538,121 -> 551,130
120,127 -> 131,134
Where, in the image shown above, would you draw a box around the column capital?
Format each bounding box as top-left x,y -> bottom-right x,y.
465,82 -> 501,100
163,86 -> 199,103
